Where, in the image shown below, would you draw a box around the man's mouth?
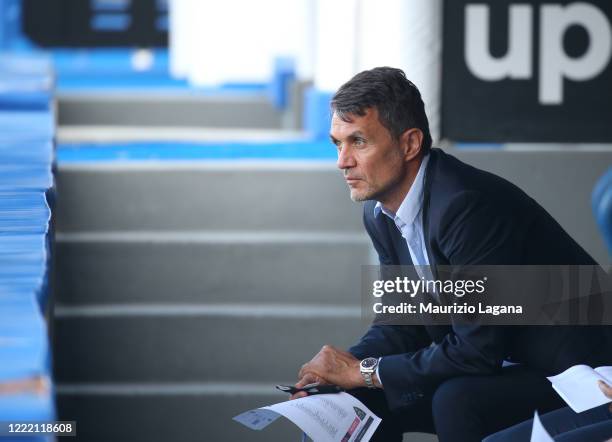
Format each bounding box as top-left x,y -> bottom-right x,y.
345,178 -> 362,188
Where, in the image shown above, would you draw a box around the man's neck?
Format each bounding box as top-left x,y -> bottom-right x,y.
379,155 -> 423,213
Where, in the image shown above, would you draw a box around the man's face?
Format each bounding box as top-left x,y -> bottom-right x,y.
331,108 -> 406,203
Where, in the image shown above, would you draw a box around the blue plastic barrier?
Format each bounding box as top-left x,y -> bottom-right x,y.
58,139 -> 337,162
268,56 -> 296,110
592,168 -> 612,256
303,87 -> 333,140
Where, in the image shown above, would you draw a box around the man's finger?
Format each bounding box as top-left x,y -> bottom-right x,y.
598,380 -> 612,398
297,364 -> 309,381
295,373 -> 317,388
289,391 -> 308,400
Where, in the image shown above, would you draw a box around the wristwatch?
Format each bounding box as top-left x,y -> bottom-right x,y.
360,357 -> 379,389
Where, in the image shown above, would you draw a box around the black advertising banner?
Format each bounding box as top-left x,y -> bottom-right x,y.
442,0 -> 612,142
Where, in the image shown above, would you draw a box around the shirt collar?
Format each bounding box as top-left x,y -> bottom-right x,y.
374,153 -> 430,224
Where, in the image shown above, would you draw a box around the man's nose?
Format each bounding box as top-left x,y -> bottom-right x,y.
336,145 -> 356,170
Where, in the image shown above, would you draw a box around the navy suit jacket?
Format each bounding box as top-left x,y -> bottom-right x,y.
349,148 -> 610,411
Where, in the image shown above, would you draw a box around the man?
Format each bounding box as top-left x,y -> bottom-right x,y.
291,67 -> 611,441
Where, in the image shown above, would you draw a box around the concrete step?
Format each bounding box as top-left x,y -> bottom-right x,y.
52,310 -> 368,383
54,232 -> 371,306
57,93 -> 284,128
56,386 -> 438,442
55,164 -> 363,233
56,387 -> 301,442
57,126 -> 309,144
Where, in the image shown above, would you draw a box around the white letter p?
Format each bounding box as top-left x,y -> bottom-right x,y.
540,3 -> 612,105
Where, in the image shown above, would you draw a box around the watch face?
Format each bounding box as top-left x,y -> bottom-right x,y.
361,358 -> 377,369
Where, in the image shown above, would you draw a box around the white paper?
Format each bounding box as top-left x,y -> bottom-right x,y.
233,392 -> 381,442
547,365 -> 612,413
232,408 -> 282,430
530,411 -> 554,442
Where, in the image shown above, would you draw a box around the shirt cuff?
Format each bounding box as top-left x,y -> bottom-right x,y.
376,357 -> 383,387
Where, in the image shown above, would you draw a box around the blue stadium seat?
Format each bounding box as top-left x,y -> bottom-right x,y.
0,53 -> 55,431
0,53 -> 53,111
592,168 -> 612,256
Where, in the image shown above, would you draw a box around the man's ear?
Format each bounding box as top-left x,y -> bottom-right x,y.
400,128 -> 423,162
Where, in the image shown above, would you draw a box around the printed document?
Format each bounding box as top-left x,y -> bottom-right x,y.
233,392 -> 381,441
530,411 -> 554,442
547,365 -> 612,412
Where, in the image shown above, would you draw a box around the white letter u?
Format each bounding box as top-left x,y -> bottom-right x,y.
465,4 -> 533,81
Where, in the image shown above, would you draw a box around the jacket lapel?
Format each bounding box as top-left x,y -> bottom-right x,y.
386,216 -> 413,265
422,149 -> 438,274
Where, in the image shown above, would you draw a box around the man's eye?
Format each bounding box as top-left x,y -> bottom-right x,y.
354,138 -> 366,146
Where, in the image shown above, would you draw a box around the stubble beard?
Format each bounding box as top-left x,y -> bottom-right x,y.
349,172 -> 404,204
346,148 -> 407,203
350,192 -> 366,202
349,183 -> 383,203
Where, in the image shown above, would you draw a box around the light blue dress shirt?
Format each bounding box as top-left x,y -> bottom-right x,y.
374,153 -> 431,271
372,153 -> 431,387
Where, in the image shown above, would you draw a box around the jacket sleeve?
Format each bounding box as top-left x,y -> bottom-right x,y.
377,191 -> 523,410
348,205 -> 431,360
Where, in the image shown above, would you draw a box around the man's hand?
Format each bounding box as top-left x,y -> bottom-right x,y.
291,345 -> 368,400
598,380 -> 612,412
598,380 -> 612,398
289,372 -> 328,400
